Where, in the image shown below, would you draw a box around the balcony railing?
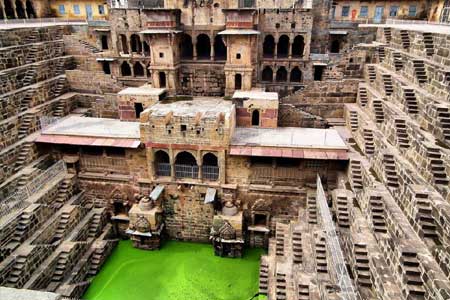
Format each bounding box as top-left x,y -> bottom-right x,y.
80,155 -> 129,175
109,0 -> 164,9
202,165 -> 219,181
175,164 -> 198,179
156,162 -> 171,177
250,166 -> 302,186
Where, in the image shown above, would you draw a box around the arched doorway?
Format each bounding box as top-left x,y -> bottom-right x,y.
25,0 -> 34,18
143,41 -> 150,56
290,67 -> 302,82
235,74 -> 242,90
159,72 -> 166,88
4,0 -> 15,18
277,35 -> 289,58
202,153 -> 219,181
175,151 -> 198,178
180,33 -> 193,59
15,0 -> 25,18
101,35 -> 108,50
196,34 -> 211,59
102,62 -> 111,74
252,110 -> 260,126
120,34 -> 128,54
262,66 -> 273,82
130,34 -> 142,53
154,150 -> 170,176
292,35 -> 304,57
330,39 -> 340,53
120,62 -> 131,76
133,63 -> 144,77
214,35 -> 226,60
276,67 -> 287,82
263,35 -> 275,57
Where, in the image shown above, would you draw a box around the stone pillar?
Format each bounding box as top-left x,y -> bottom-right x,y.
193,42 -> 197,61
130,62 -> 135,77
288,42 -> 292,59
274,42 -> 278,59
197,150 -> 202,180
148,148 -> 155,181
12,1 -> 18,18
210,42 -> 214,61
273,69 -> 276,82
169,148 -> 175,181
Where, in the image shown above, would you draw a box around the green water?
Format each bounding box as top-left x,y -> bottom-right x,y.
83,240 -> 266,300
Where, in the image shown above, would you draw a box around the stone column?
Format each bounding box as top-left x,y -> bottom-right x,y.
148,148 -> 155,181
197,150 -> 202,181
274,42 -> 278,59
193,42 -> 197,61
288,42 -> 292,59
210,42 -> 214,61
169,148 -> 175,181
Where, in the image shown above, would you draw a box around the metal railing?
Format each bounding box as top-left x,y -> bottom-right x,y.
156,162 -> 171,177
80,155 -> 129,174
250,166 -> 301,185
0,160 -> 66,223
175,164 -> 198,179
39,116 -> 60,130
202,165 -> 219,181
109,0 -> 164,9
385,18 -> 450,26
1,17 -> 88,25
316,175 -> 359,300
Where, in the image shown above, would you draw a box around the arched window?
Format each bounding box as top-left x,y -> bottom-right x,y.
276,67 -> 287,82
196,34 -> 211,59
251,110 -> 260,126
25,0 -> 35,18
154,150 -> 170,176
290,67 -> 302,82
4,0 -> 15,19
214,35 -> 226,60
263,35 -> 275,57
120,34 -> 128,54
102,61 -> 111,74
180,33 -> 193,59
292,35 -> 304,57
277,35 -> 289,58
330,39 -> 340,53
175,151 -> 198,178
143,41 -> 150,56
262,66 -> 273,82
120,62 -> 131,76
235,74 -> 242,90
159,72 -> 166,88
133,63 -> 144,77
202,153 -> 219,181
15,0 -> 25,18
130,34 -> 141,53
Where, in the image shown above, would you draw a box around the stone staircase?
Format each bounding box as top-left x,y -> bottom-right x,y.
335,194 -> 351,228
350,160 -> 363,190
298,284 -> 309,300
13,210 -> 33,243
275,224 -> 286,257
412,60 -> 427,84
55,60 -> 65,76
436,106 -> 450,143
315,236 -> 327,273
393,52 -> 403,71
13,142 -> 33,172
259,259 -> 269,295
415,197 -> 438,239
307,194 -> 318,224
383,154 -> 400,189
25,44 -> 39,64
275,273 -> 287,300
88,211 -> 104,238
369,195 -> 387,233
382,73 -> 394,96
425,146 -> 449,186
383,27 -> 392,43
394,119 -> 410,149
354,243 -> 371,287
53,179 -> 71,208
367,65 -> 376,82
52,251 -> 69,282
363,129 -> 375,155
87,247 -> 103,276
400,30 -> 410,49
358,86 -> 368,107
17,113 -> 33,139
78,39 -> 102,54
373,99 -> 385,123
19,89 -> 34,112
292,230 -> 302,264
53,100 -> 66,118
378,47 -> 385,62
403,88 -> 419,114
349,110 -> 359,131
422,32 -> 434,57
6,255 -> 27,287
54,212 -> 70,241
22,65 -> 37,86
54,77 -> 66,97
399,252 -> 425,299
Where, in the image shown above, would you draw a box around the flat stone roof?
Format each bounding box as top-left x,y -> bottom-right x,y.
42,116 -> 140,139
118,86 -> 167,96
148,98 -> 234,118
218,29 -> 260,35
232,90 -> 278,101
231,127 -> 347,149
0,287 -> 61,300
